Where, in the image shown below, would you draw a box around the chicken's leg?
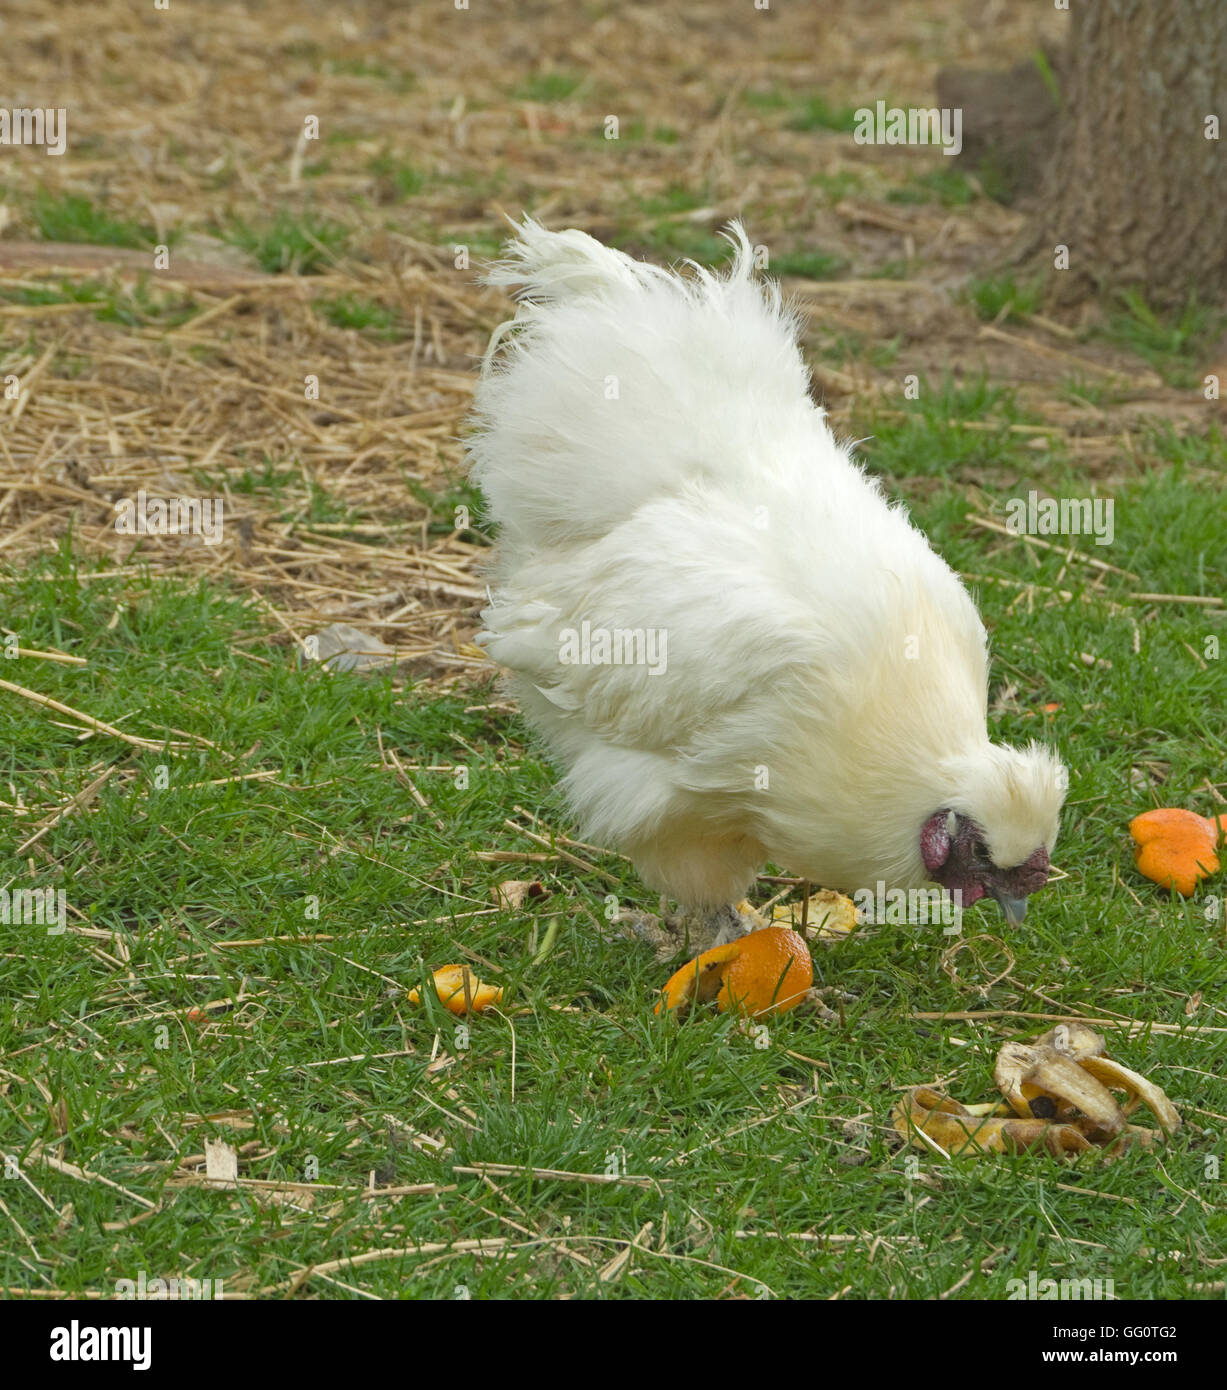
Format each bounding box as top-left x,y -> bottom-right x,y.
618,898 -> 763,962
701,901 -> 760,948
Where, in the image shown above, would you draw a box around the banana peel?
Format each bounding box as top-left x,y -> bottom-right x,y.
995,1039 -> 1122,1136
897,1087 -> 1092,1157
1078,1054 -> 1181,1137
895,1025 -> 1180,1160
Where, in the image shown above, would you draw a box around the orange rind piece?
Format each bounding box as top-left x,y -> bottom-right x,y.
656,926 -> 813,1019
1129,807 -> 1226,896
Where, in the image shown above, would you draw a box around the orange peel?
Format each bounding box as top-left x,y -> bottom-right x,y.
1129,807 -> 1226,896
655,926 -> 813,1019
408,964 -> 503,1016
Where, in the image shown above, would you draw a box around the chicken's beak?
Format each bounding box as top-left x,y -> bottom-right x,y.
991,889 -> 1028,927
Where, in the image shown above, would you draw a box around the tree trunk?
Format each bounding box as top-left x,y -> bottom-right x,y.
1043,0 -> 1227,308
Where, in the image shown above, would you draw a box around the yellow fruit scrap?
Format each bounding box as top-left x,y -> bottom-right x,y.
994,1037 -> 1122,1137
771,889 -> 859,940
408,964 -> 503,1016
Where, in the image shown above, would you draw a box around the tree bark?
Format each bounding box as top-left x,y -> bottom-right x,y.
1042,0 -> 1227,308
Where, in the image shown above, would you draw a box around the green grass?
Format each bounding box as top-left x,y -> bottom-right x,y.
857,374 -> 1035,479
367,154 -> 427,200
443,227 -> 505,261
742,87 -> 792,111
598,119 -> 679,145
633,185 -> 708,218
222,455 -> 360,526
223,211 -> 351,275
0,276 -> 197,327
770,248 -> 846,280
512,72 -> 583,103
887,167 -> 978,208
1059,377 -> 1128,410
808,170 -> 865,202
31,190 -> 157,249
616,224 -> 729,266
314,293 -> 400,339
819,330 -> 902,370
634,226 -> 729,264
786,94 -> 860,133
1031,48 -> 1062,107
0,280 -> 111,310
1,425 -> 1224,1300
1096,291 -> 1225,390
321,57 -> 416,92
968,273 -> 1044,323
614,187 -> 729,265
405,470 -> 489,539
972,153 -> 1015,205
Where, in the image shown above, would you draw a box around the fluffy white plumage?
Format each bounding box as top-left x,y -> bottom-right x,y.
467,219 -> 1065,916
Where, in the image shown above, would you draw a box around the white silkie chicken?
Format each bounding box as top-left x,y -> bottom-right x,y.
467,219 -> 1065,946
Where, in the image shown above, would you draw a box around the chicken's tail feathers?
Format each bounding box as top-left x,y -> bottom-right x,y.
479,216 -> 766,376
483,216 -> 656,305
469,215 -> 812,548
484,215 -> 759,305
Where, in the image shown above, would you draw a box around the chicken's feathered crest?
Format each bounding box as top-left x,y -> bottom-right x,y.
942,740 -> 1066,869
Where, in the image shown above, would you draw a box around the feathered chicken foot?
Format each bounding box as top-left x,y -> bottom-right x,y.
615,909 -> 681,964
614,900 -> 762,962
701,901 -> 760,948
